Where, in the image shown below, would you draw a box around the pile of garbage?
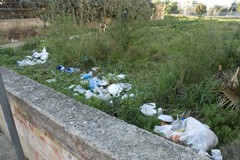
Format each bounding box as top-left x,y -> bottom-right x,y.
47,66 -> 134,102
140,103 -> 222,160
17,46 -> 49,66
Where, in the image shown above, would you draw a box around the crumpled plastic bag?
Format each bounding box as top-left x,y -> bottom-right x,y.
17,46 -> 49,66
154,125 -> 173,138
179,117 -> 218,152
211,149 -> 223,160
107,83 -> 132,97
81,71 -> 93,80
140,103 -> 157,116
73,85 -> 87,94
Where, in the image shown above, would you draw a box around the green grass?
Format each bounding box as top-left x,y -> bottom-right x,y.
0,16 -> 240,148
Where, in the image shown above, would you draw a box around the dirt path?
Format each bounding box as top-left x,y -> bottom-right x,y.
0,42 -> 25,49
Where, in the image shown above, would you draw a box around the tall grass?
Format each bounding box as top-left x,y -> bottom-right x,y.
1,16 -> 240,149
41,16 -> 240,146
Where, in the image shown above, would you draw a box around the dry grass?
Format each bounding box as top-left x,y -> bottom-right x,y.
0,18 -> 47,32
0,18 -> 46,44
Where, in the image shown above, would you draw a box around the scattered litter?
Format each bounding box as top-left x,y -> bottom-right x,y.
107,83 -> 132,97
179,117 -> 218,153
68,85 -> 76,89
66,67 -> 75,73
121,94 -> 129,100
116,74 -> 126,80
106,73 -> 126,81
99,79 -> 108,86
89,77 -> 100,90
121,93 -> 135,100
56,65 -> 80,73
56,65 -> 65,71
73,85 -> 87,94
158,114 -> 174,123
107,84 -> 123,97
81,71 -> 93,80
154,116 -> 218,156
140,103 -> 157,116
17,46 -> 49,66
211,149 -> 223,160
80,80 -> 89,85
85,90 -> 96,99
73,93 -> 78,96
157,108 -> 163,115
154,125 -> 173,138
63,68 -> 133,102
45,78 -> 56,83
91,67 -> 100,72
69,35 -> 80,40
51,70 -> 56,75
97,93 -> 112,101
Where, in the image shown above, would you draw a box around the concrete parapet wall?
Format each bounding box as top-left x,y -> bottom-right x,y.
0,67 -> 207,160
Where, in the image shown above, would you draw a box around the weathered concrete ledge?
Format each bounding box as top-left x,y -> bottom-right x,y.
0,67 -> 208,160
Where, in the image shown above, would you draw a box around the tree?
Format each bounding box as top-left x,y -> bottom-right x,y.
219,7 -> 228,12
213,5 -> 221,12
207,7 -> 215,16
164,1 -> 178,14
229,0 -> 237,12
237,3 -> 240,12
194,3 -> 207,15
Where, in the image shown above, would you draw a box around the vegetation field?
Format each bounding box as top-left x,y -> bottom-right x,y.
1,16 -> 240,158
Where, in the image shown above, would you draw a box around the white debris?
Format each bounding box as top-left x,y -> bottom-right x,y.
107,84 -> 123,97
116,74 -> 126,79
69,35 -> 80,40
211,149 -> 223,160
140,103 -> 157,116
45,78 -> 56,83
119,83 -> 132,91
68,85 -> 76,89
85,90 -> 96,99
17,46 -> 49,66
73,85 -> 87,94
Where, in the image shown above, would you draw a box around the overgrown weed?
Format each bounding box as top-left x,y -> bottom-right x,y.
1,16 -> 240,148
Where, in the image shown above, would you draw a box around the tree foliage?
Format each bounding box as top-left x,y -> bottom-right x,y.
219,7 -> 228,12
237,3 -> 240,12
164,1 -> 178,14
194,3 -> 207,15
213,5 -> 222,12
19,0 -> 152,24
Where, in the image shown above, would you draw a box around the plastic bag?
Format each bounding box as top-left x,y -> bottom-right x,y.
154,125 -> 173,138
140,103 -> 157,116
179,117 -> 218,152
171,118 -> 186,132
211,149 -> 223,160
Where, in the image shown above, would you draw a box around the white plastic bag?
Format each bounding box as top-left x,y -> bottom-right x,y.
154,125 -> 173,138
179,117 -> 218,152
211,149 -> 223,160
140,103 -> 157,116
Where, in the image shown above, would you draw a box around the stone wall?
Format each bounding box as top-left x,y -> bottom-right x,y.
0,67 -> 207,160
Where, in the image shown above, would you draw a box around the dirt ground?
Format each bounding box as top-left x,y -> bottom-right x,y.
0,18 -> 46,44
0,42 -> 25,48
0,18 -> 47,32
